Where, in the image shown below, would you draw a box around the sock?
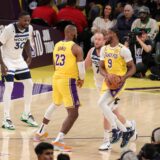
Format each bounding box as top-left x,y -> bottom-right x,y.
23,79 -> 33,115
3,82 -> 14,120
98,92 -> 117,129
103,130 -> 110,142
37,123 -> 47,134
124,120 -> 132,128
54,132 -> 65,142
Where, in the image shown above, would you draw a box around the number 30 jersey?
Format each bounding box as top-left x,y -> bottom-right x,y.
100,43 -> 133,76
0,23 -> 33,60
53,41 -> 78,79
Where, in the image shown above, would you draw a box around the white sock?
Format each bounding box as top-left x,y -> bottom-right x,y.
103,130 -> 110,142
98,92 -> 117,129
3,82 -> 14,120
23,79 -> 33,115
54,132 -> 65,142
124,120 -> 132,128
37,123 -> 47,134
44,103 -> 56,120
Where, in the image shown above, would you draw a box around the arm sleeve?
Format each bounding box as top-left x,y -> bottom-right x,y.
120,46 -> 133,62
0,25 -> 11,44
100,46 -> 105,60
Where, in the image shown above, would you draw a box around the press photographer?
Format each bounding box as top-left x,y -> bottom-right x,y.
125,29 -> 155,78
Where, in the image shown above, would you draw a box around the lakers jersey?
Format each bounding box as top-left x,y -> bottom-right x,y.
53,41 -> 78,79
100,43 -> 132,76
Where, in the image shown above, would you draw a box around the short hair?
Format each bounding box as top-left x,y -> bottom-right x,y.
151,127 -> 160,143
109,26 -> 119,38
119,150 -> 138,160
35,142 -> 53,155
19,10 -> 30,18
57,153 -> 70,160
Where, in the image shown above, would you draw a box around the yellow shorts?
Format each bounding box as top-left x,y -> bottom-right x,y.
101,80 -> 126,98
52,78 -> 80,108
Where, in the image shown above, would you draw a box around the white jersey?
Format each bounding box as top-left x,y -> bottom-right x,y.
90,47 -> 104,91
0,23 -> 33,60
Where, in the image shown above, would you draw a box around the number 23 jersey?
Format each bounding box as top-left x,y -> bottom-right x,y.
53,41 -> 78,79
0,23 -> 33,60
100,43 -> 133,76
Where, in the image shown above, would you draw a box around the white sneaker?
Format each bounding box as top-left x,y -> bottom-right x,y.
20,112 -> 38,127
129,120 -> 138,141
99,141 -> 111,151
2,119 -> 15,130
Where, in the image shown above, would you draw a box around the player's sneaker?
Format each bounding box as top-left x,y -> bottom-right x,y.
120,122 -> 136,148
52,141 -> 72,152
33,132 -> 48,142
110,128 -> 122,144
20,112 -> 38,127
129,120 -> 138,142
2,119 -> 15,130
99,141 -> 111,151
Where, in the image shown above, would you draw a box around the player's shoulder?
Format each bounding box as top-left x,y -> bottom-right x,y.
5,23 -> 15,31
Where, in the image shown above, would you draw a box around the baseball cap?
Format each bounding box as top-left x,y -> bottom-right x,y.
139,6 -> 150,14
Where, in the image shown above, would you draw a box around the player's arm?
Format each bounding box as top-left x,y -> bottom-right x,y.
72,44 -> 85,88
120,47 -> 136,83
99,46 -> 108,78
84,48 -> 93,70
24,40 -> 32,66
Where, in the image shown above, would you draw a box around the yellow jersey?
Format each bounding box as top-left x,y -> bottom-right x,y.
101,43 -> 128,76
53,40 -> 78,79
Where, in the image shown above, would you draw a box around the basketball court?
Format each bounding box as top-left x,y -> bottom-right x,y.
0,65 -> 160,160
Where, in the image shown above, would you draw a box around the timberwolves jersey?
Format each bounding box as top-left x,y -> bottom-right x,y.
91,47 -> 103,91
53,41 -> 79,79
0,23 -> 33,60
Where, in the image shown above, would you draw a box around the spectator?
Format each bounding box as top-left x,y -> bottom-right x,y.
116,4 -> 136,43
57,153 -> 70,160
57,0 -> 88,33
151,127 -> 160,144
32,0 -> 58,26
91,4 -> 115,35
118,150 -> 138,160
35,142 -> 54,160
127,29 -> 154,78
114,2 -> 125,18
131,6 -> 159,41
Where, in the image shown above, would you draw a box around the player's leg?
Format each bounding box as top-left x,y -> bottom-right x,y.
2,73 -> 15,130
15,67 -> 38,127
52,78 -> 80,152
34,78 -> 61,141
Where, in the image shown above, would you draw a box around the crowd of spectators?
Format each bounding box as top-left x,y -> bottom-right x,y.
19,0 -> 160,80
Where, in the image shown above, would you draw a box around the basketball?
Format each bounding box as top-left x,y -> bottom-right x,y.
105,74 -> 122,90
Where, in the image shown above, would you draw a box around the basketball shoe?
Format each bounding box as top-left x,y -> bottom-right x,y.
2,119 -> 15,130
99,141 -> 111,151
33,132 -> 48,142
52,141 -> 72,152
20,112 -> 38,127
110,128 -> 122,144
120,121 -> 136,148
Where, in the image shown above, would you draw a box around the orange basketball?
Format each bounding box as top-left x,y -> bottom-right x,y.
105,74 -> 122,90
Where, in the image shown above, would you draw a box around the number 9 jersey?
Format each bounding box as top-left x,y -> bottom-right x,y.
53,41 -> 78,79
100,43 -> 132,76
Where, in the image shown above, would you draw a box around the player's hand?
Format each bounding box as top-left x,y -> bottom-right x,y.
77,79 -> 84,88
119,76 -> 126,86
26,57 -> 32,66
1,63 -> 8,75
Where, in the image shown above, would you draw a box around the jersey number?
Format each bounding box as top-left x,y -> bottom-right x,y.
108,59 -> 112,68
55,54 -> 65,66
14,42 -> 25,49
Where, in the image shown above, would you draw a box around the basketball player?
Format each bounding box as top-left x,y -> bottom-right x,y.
98,27 -> 136,148
0,11 -> 38,130
85,32 -> 136,150
34,25 -> 85,152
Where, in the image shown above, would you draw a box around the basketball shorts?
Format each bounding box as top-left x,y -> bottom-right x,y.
2,58 -> 31,82
52,78 -> 80,108
101,80 -> 126,98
